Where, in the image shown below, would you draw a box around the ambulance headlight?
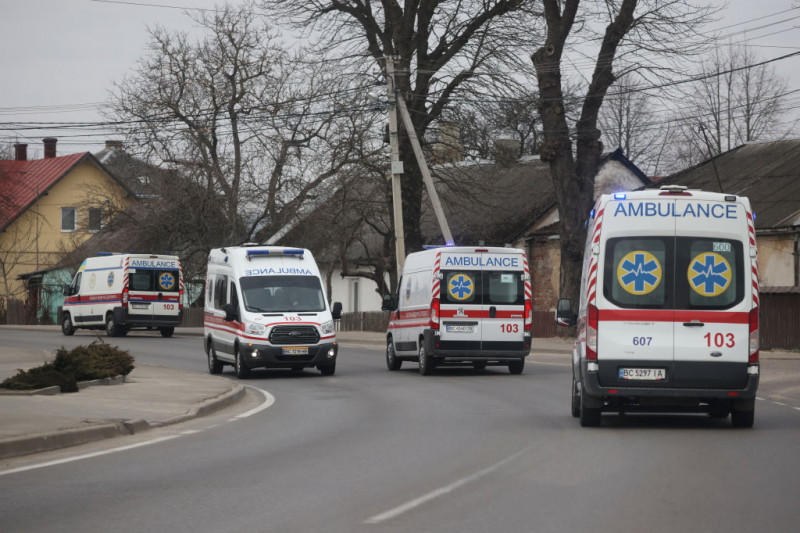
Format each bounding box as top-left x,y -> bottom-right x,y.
246,322 -> 266,335
320,320 -> 335,336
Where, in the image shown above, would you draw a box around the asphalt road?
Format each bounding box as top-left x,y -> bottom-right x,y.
2,329 -> 800,533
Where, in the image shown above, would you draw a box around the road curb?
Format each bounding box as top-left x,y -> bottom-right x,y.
0,382 -> 246,460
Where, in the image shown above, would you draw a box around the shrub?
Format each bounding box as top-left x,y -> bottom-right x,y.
0,341 -> 134,393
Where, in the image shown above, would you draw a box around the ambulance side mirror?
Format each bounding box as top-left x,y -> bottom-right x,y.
331,301 -> 342,320
556,298 -> 576,327
381,294 -> 397,312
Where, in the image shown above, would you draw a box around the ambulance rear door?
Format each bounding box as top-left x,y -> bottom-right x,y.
672,197 -> 750,389
480,251 -> 527,350
439,250 -> 483,350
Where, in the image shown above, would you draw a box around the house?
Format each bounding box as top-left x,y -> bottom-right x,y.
0,138 -> 134,323
651,139 -> 800,349
276,144 -> 650,335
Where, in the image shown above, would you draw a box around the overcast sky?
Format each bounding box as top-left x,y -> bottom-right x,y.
1,0 -> 799,156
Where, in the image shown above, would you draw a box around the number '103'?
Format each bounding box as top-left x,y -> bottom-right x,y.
704,332 -> 735,348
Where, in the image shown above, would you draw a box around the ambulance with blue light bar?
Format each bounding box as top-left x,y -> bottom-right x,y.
556,186 -> 760,427
62,253 -> 183,337
382,246 -> 532,375
204,245 -> 342,378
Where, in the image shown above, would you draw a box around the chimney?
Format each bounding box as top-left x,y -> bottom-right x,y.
43,137 -> 57,159
14,143 -> 28,161
494,139 -> 521,168
432,122 -> 463,164
105,140 -> 124,150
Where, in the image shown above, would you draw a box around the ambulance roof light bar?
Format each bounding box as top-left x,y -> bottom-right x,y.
660,185 -> 688,194
246,248 -> 305,260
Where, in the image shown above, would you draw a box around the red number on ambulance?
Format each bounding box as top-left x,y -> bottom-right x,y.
704,332 -> 735,348
501,323 -> 519,334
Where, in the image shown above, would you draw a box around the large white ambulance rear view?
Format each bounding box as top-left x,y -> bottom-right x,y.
204,245 -> 342,378
383,246 -> 532,375
62,253 -> 183,337
557,186 -> 760,427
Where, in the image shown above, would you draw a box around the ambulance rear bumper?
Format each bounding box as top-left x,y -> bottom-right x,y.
423,330 -> 530,360
113,307 -> 183,327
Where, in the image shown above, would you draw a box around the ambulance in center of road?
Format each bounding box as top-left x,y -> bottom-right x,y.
382,246 -> 532,375
557,186 -> 760,427
204,245 -> 342,378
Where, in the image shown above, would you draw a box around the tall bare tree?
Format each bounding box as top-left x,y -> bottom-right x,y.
531,0 -> 715,306
263,0 -> 538,257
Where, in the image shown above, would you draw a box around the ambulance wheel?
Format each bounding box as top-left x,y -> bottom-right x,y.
207,344 -> 223,375
105,314 -> 122,337
731,400 -> 755,428
571,376 -> 581,418
61,313 -> 76,336
234,347 -> 251,379
579,389 -> 602,427
508,359 -> 524,375
386,340 -> 402,371
418,343 -> 434,375
159,326 -> 175,338
318,361 -> 336,376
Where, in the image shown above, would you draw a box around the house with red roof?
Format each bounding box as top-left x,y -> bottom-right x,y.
0,138 -> 133,322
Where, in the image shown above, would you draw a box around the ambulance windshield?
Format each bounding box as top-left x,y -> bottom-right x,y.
239,275 -> 326,313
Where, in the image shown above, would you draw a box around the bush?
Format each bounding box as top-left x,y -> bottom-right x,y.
0,341 -> 134,393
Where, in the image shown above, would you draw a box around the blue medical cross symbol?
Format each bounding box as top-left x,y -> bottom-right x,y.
690,255 -> 729,294
620,253 -> 660,293
449,275 -> 473,299
160,272 -> 175,290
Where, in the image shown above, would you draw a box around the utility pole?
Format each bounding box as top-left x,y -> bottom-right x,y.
385,56 -> 406,276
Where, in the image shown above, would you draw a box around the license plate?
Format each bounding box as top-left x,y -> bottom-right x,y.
619,368 -> 666,381
131,303 -> 149,309
282,347 -> 308,355
446,325 -> 474,333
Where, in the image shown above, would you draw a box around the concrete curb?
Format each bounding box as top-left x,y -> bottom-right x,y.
0,374 -> 126,396
0,381 -> 246,460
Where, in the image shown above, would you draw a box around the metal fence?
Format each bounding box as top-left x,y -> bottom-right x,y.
759,291 -> 800,351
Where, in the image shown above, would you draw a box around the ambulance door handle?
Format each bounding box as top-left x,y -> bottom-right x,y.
683,320 -> 704,327
489,306 -> 497,318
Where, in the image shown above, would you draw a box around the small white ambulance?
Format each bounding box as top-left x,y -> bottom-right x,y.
62,253 -> 183,337
557,186 -> 760,427
203,245 -> 342,378
382,246 -> 532,375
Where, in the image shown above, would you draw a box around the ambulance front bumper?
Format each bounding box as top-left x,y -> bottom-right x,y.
238,341 -> 338,368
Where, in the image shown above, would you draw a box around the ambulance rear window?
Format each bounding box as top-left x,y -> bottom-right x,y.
604,237 -> 671,309
675,237 -> 743,310
129,269 -> 180,293
440,270 -> 524,305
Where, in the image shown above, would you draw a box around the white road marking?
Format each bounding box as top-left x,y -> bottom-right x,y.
364,445 -> 533,524
773,402 -> 787,406
0,384 -> 275,477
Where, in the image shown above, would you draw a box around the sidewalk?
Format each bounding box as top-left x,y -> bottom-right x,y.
0,326 -> 796,460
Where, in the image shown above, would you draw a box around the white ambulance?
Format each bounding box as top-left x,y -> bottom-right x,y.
203,245 -> 342,378
382,246 -> 532,375
62,253 -> 183,337
557,186 -> 760,427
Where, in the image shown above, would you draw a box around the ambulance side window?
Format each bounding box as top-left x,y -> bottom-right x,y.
604,237 -> 671,309
229,282 -> 240,312
71,273 -> 82,295
676,237 -> 743,310
214,276 -> 228,310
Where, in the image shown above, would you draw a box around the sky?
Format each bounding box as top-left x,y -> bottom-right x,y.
1,0 -> 799,157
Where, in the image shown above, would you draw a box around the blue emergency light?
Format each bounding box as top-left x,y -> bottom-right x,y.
614,192 -> 627,200
246,248 -> 305,259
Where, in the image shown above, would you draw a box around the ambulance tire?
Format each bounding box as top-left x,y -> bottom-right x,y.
234,347 -> 251,379
105,314 -> 123,337
207,344 -> 223,375
508,359 -> 524,375
579,389 -> 602,427
571,376 -> 581,418
159,327 -> 175,338
318,361 -> 336,376
62,313 -> 76,336
731,400 -> 755,428
418,342 -> 435,376
386,340 -> 402,371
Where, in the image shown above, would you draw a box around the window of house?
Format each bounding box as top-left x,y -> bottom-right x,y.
88,208 -> 103,232
61,207 -> 76,232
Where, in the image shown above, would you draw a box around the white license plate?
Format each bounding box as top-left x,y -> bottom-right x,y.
619,368 -> 666,381
446,325 -> 474,333
131,303 -> 149,309
282,347 -> 309,355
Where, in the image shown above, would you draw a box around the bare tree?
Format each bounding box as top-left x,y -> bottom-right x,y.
107,2 -> 380,256
263,0 -> 538,257
531,0 -> 715,307
675,44 -> 796,164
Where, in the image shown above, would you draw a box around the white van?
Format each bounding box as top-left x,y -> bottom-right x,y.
382,246 -> 532,375
203,245 -> 342,378
62,253 -> 183,337
557,186 -> 760,427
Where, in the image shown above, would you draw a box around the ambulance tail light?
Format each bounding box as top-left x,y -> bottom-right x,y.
524,299 -> 532,331
587,303 -> 598,361
749,307 -> 759,363
179,286 -> 184,311
122,287 -> 129,308
429,299 -> 440,330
